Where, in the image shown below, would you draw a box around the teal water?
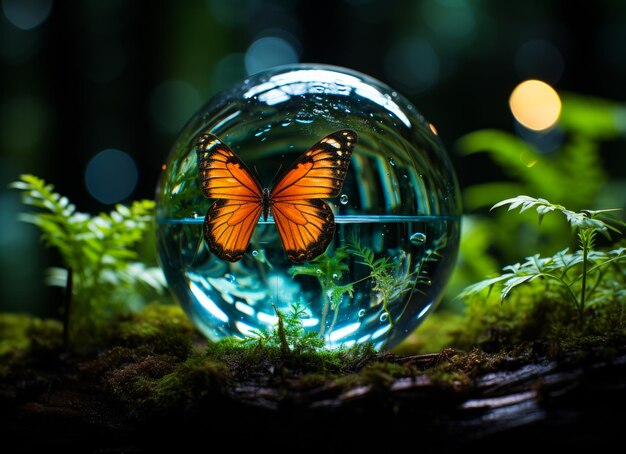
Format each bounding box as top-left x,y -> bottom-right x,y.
157,214 -> 459,349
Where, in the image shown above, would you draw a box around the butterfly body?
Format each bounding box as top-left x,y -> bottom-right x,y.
196,129 -> 357,263
261,187 -> 271,222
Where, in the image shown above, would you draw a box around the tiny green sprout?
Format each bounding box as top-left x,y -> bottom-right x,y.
243,301 -> 325,355
10,174 -> 166,346
461,195 -> 626,320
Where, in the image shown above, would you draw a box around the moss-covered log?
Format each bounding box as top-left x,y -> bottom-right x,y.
1,306 -> 625,451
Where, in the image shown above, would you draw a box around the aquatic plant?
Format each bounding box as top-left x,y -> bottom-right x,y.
10,174 -> 166,345
288,246 -> 353,336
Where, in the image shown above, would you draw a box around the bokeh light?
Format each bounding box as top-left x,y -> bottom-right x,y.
514,121 -> 565,153
211,53 -> 247,92
244,36 -> 298,75
515,39 -> 564,83
0,18 -> 41,63
509,79 -> 561,131
0,96 -> 48,153
421,0 -> 476,40
2,0 -> 53,30
85,149 -> 138,204
207,0 -> 258,26
150,80 -> 202,135
384,36 -> 440,96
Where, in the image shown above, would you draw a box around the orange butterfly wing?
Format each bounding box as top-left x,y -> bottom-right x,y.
196,133 -> 263,262
271,130 -> 357,262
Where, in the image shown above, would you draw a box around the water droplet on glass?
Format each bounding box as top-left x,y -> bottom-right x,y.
224,273 -> 235,283
358,309 -> 366,318
389,157 -> 396,167
252,250 -> 258,257
410,232 -> 427,245
380,312 -> 389,322
340,194 -> 349,205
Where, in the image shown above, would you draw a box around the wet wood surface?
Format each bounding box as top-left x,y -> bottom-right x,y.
2,347 -> 624,452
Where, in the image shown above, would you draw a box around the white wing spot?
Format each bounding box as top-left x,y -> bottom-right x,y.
323,138 -> 341,148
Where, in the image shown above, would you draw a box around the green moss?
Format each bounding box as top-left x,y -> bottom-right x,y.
0,313 -> 62,381
401,286 -> 625,355
423,347 -> 529,388
355,361 -> 413,388
108,353 -> 230,417
395,310 -> 466,355
205,335 -> 376,378
0,313 -> 62,357
113,305 -> 196,358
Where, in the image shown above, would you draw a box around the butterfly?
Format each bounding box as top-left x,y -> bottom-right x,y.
196,129 -> 357,263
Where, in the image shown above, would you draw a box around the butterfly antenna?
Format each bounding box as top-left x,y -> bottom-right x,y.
269,163 -> 284,187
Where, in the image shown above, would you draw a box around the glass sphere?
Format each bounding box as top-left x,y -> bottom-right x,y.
156,64 -> 461,350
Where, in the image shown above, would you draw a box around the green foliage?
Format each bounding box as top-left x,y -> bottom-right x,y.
460,196 -> 626,320
288,238 -> 428,339
10,174 -> 166,345
245,302 -> 326,355
560,93 -> 626,140
459,131 -> 606,213
349,236 -> 425,327
288,245 -> 352,302
451,94 -> 624,291
349,238 -> 397,326
491,195 -> 623,235
289,246 -> 353,335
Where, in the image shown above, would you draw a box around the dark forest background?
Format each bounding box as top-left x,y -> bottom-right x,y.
2,0 -> 625,316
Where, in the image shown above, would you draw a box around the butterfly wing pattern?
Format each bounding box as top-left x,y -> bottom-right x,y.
196,129 -> 357,263
196,133 -> 264,262
271,130 -> 356,262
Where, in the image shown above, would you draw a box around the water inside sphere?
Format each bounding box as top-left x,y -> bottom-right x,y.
156,64 -> 461,350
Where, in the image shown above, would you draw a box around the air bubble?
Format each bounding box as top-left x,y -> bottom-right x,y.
410,232 -> 427,245
358,309 -> 366,318
252,250 -> 258,257
316,269 -> 322,275
224,274 -> 236,283
340,194 -> 349,205
332,273 -> 339,279
191,211 -> 198,218
389,158 -> 396,166
380,312 -> 389,322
